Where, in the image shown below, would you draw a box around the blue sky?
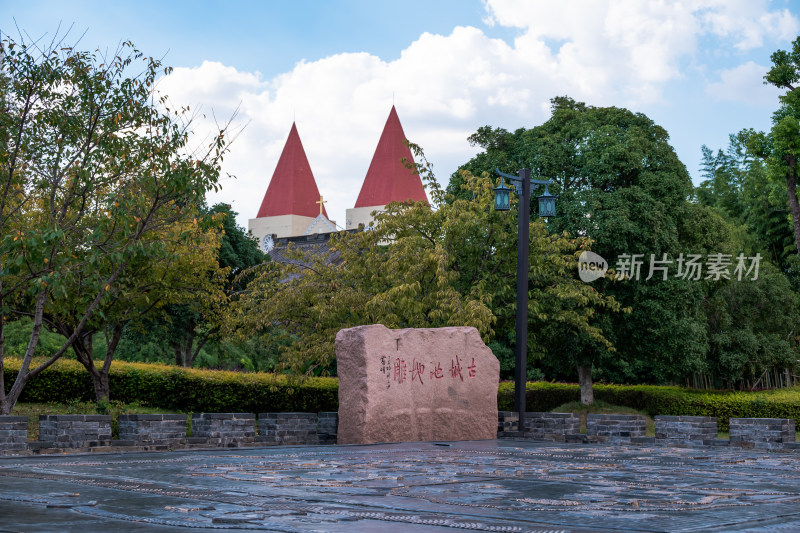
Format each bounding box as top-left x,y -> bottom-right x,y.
3,1 -> 800,228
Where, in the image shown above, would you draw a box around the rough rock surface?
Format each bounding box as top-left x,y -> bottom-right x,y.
336,324 -> 499,444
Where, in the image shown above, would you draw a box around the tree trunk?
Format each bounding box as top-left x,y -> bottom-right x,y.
72,333 -> 107,403
88,365 -> 110,404
173,330 -> 196,367
174,344 -> 184,366
785,167 -> 800,258
2,290 -> 48,414
0,278 -> 5,412
577,364 -> 594,406
186,332 -> 210,368
72,324 -> 123,404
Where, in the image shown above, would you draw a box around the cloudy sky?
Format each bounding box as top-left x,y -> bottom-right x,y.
3,0 -> 799,229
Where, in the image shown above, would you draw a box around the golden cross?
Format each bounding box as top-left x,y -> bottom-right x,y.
316,195 -> 327,215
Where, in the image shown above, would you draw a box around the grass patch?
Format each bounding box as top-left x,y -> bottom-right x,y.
10,401 -> 176,441
550,400 -> 655,437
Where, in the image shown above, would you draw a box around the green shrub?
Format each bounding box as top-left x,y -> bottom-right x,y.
500,382 -> 800,431
6,358 -> 800,428
3,358 -> 338,413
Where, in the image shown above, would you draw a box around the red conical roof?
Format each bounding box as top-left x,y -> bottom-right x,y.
256,123 -> 328,218
355,106 -> 428,208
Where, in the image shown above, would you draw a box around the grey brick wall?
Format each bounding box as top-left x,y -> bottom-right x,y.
497,411 -> 519,436
191,413 -> 256,447
0,416 -> 28,451
586,414 -> 646,443
655,416 -> 717,446
523,412 -> 581,442
118,414 -> 187,446
37,415 -> 112,448
317,412 -> 338,445
730,418 -> 795,450
258,412 -> 319,445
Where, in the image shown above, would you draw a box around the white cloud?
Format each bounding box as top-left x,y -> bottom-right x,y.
697,0 -> 799,50
705,60 -> 783,105
156,1 -> 799,229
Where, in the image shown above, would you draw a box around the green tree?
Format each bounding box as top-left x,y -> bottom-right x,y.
0,34 -> 230,413
453,97 -> 698,398
695,138 -> 800,387
232,155 -> 619,378
157,203 -> 265,368
742,36 -> 800,259
41,216 -> 226,402
697,136 -> 798,283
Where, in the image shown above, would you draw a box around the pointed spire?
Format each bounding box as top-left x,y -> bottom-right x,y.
355,106 -> 428,208
256,123 -> 328,219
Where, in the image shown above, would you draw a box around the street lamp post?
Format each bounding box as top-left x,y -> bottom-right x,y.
494,168 -> 557,435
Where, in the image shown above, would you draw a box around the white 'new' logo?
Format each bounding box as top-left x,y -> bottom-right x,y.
578,251 -> 607,282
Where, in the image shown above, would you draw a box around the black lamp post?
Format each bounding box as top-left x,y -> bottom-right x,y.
493,168 -> 557,435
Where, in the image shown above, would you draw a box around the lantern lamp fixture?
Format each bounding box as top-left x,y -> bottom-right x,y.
494,168 -> 558,218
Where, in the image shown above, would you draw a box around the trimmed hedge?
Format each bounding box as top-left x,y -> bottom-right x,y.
6,359 -> 800,430
498,382 -> 800,431
3,358 -> 338,413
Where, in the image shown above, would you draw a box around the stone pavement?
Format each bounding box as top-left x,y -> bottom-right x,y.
2,440 -> 800,532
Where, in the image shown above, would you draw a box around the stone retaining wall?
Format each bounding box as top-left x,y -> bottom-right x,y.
523,412 -> 581,441
257,412 -> 318,445
0,416 -> 28,452
729,418 -> 796,450
317,412 -> 338,445
655,416 -> 718,446
191,413 -> 256,447
118,414 -> 187,447
497,411 -> 519,437
5,412 -> 800,455
36,415 -> 112,449
586,414 -> 646,443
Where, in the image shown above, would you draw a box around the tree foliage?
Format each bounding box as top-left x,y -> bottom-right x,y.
231,151 -> 619,377
43,215 -> 227,402
451,96 -> 800,391
0,33 -> 230,413
696,139 -> 800,388
740,36 -> 800,260
142,203 -> 266,369
451,98 -> 696,389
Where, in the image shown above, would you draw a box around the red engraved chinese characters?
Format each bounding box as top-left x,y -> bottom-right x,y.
393,358 -> 407,384
410,359 -> 425,384
382,355 -> 474,385
450,355 -> 464,382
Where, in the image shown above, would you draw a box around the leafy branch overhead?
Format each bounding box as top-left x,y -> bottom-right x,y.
0,33 -> 234,413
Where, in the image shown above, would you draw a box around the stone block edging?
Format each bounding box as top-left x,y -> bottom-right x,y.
37,414 -> 112,448
586,413 -> 647,443
118,414 -> 187,447
523,412 -> 580,442
655,415 -> 717,446
729,417 -> 796,450
0,415 -> 28,452
4,412 -> 800,455
257,412 -> 319,445
191,413 -> 256,448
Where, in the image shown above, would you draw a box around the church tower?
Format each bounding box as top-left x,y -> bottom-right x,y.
346,106 -> 428,230
248,123 -> 336,251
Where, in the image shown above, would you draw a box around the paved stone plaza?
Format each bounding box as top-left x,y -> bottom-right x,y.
2,440 -> 800,532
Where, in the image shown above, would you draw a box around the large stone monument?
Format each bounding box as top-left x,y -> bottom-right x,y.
336,324 -> 499,444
